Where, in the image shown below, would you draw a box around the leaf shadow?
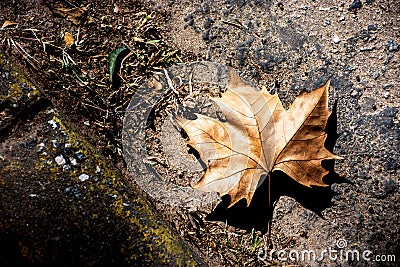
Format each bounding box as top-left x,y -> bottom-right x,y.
206,100 -> 351,233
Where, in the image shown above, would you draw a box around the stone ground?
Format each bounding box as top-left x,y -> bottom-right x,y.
1,0 -> 399,266
155,0 -> 400,266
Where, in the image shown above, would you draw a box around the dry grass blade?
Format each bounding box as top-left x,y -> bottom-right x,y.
1,20 -> 18,29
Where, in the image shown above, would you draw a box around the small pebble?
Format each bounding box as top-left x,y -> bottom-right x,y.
385,53 -> 394,64
75,151 -> 85,161
37,143 -> 46,153
203,18 -> 214,29
367,24 -> 378,31
51,139 -> 59,148
55,155 -> 66,165
183,13 -> 193,22
382,83 -> 394,89
79,173 -> 89,182
386,39 -> 399,52
332,35 -> 341,44
244,20 -> 252,28
109,193 -> 118,199
373,190 -> 386,199
373,72 -> 380,79
202,30 -> 210,41
65,187 -> 82,198
29,138 -> 37,145
63,165 -> 71,171
65,143 -> 72,148
384,178 -> 397,193
29,194 -> 38,198
48,119 -> 57,129
95,166 -> 102,174
348,0 -> 362,11
69,157 -> 78,166
360,46 -> 375,52
318,7 -> 330,11
350,89 -> 361,98
380,107 -> 398,117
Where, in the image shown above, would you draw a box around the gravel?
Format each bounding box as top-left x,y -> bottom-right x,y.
348,0 -> 363,11
78,173 -> 89,182
55,155 -> 66,166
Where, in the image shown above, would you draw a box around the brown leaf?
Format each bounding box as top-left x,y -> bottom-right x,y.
53,7 -> 87,25
177,69 -> 342,207
1,20 -> 18,29
63,31 -> 74,47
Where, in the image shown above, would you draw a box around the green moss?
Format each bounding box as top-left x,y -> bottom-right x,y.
0,53 -> 40,102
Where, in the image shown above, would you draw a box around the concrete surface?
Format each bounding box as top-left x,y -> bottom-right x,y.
0,54 -> 200,266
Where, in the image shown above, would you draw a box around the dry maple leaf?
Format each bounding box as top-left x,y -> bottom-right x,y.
177,69 -> 342,207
